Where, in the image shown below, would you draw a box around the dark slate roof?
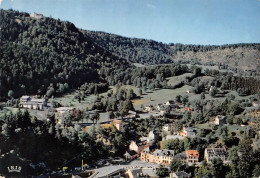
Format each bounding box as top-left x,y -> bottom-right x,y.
174,153 -> 187,159
175,171 -> 191,178
152,149 -> 174,157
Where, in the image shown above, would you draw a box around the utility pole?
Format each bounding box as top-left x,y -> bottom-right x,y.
82,159 -> 83,172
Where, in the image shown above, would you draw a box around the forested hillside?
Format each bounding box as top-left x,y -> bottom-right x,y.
84,30 -> 173,64
0,9 -> 260,101
84,30 -> 260,70
0,10 -> 130,100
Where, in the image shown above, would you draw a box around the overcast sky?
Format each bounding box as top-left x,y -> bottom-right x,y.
1,0 -> 260,45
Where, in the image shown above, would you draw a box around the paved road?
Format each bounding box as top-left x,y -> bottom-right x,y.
93,160 -> 159,177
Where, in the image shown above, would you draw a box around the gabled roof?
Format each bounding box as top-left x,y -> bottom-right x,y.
174,153 -> 187,159
127,150 -> 137,156
152,149 -> 174,157
21,95 -> 30,99
205,148 -> 226,157
186,150 -> 199,158
167,100 -> 175,104
216,115 -> 226,120
174,171 -> 191,178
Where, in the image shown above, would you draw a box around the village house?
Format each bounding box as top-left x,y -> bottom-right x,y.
174,153 -> 187,164
126,168 -> 157,178
186,150 -> 199,164
147,131 -> 159,143
124,150 -> 138,161
20,96 -> 31,102
84,121 -> 111,132
181,127 -> 196,137
165,100 -> 176,110
140,147 -> 151,163
129,140 -> 148,154
215,115 -> 226,126
185,107 -> 193,111
124,110 -> 137,119
162,124 -> 171,133
204,147 -> 227,163
141,148 -> 174,165
144,105 -> 154,112
20,96 -> 47,110
55,107 -> 75,118
169,171 -> 191,178
157,103 -> 167,112
112,119 -> 124,132
129,110 -> 137,117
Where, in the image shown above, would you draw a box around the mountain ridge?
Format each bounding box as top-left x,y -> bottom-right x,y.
84,30 -> 260,70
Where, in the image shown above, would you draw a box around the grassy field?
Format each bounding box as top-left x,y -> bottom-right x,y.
1,73 -> 253,122
166,73 -> 193,86
52,93 -> 94,110
132,85 -> 194,110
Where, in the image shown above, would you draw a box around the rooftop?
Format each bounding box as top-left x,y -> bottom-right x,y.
186,150 -> 199,158
174,153 -> 187,159
152,149 -> 174,157
173,171 -> 191,178
206,148 -> 226,157
216,115 -> 226,120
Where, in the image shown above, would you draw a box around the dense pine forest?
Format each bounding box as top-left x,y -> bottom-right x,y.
0,9 -> 130,100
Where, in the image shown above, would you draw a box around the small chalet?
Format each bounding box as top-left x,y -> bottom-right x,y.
166,100 -> 176,109
215,115 -> 226,126
126,110 -> 137,119
181,127 -> 196,137
129,140 -> 148,154
157,103 -> 167,111
112,119 -> 124,132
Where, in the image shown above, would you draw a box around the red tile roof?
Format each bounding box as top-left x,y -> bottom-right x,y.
186,150 -> 199,158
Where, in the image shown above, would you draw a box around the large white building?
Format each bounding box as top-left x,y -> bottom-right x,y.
20,96 -> 47,110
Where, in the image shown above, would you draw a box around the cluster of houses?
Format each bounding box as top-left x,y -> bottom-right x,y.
144,100 -> 177,113
126,126 -> 228,168
135,144 -> 227,166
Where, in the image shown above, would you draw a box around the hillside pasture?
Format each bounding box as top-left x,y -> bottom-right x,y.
132,85 -> 194,110
166,73 -> 193,86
